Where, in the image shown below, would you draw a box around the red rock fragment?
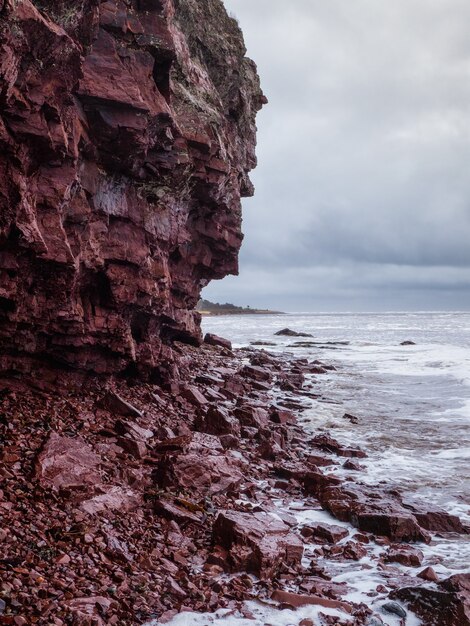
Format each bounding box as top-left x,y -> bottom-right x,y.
96,391 -> 142,417
391,573 -> 470,626
301,522 -> 349,544
36,433 -> 101,491
213,511 -> 303,578
204,334 -> 232,350
386,544 -> 424,567
271,589 -> 352,613
418,566 -> 439,582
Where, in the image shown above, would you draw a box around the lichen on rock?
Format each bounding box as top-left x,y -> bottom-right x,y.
0,0 -> 265,379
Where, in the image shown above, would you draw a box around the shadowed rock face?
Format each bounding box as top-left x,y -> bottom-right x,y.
0,0 -> 264,378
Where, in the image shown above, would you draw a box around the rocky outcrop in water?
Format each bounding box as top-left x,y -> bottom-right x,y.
0,0 -> 265,378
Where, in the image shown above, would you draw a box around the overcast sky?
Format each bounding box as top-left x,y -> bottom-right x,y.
203,0 -> 470,311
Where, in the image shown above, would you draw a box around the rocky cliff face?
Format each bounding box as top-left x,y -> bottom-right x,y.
0,0 -> 264,378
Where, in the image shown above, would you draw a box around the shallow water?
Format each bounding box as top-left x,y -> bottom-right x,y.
203,311 -> 470,526
149,312 -> 470,626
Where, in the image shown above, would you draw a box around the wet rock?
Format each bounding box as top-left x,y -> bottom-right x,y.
400,340 -> 416,346
386,544 -> 424,567
274,328 -> 313,337
271,590 -> 352,612
311,434 -> 367,458
240,365 -> 272,382
301,522 -> 349,544
204,334 -> 232,350
319,484 -> 431,543
96,392 -> 142,417
36,433 -> 101,491
391,573 -> 470,626
343,413 -> 359,424
115,419 -> 153,441
270,407 -> 297,425
381,601 -> 407,618
343,459 -> 364,471
235,404 -> 269,428
213,510 -> 303,578
402,501 -> 470,534
418,566 -> 439,582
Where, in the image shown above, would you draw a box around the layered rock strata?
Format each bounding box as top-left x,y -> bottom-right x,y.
0,0 -> 264,377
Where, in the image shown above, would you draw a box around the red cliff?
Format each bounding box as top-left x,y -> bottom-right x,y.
0,0 -> 265,378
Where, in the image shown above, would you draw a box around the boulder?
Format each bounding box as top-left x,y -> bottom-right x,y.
310,434 -> 367,458
271,590 -> 352,613
200,406 -> 241,436
301,522 -> 349,544
204,333 -> 232,350
213,510 -> 303,578
235,404 -> 269,428
270,407 -> 297,425
180,385 -> 209,407
154,451 -> 244,497
274,328 -> 313,338
81,487 -> 141,516
402,501 -> 470,534
391,574 -> 470,625
386,544 -> 424,567
36,433 -> 101,491
319,484 -> 431,543
240,365 -> 273,382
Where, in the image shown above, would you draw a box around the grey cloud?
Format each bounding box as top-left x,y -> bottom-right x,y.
206,0 -> 470,310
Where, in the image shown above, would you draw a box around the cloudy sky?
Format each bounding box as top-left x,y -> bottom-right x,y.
203,0 -> 470,311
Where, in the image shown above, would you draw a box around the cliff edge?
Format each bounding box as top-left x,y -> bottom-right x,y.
0,0 -> 265,379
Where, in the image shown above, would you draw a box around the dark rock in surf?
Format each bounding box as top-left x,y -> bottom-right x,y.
275,328 -> 313,337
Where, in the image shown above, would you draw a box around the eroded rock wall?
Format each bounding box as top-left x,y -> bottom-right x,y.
0,0 -> 264,377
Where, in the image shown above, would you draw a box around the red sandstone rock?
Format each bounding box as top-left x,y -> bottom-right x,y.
81,486 -> 141,516
386,544 -> 424,567
154,449 -> 244,497
96,392 -> 142,417
204,334 -> 233,350
235,404 -> 269,428
319,484 -> 431,543
402,500 -> 470,534
0,0 -> 263,378
200,406 -> 241,437
270,407 -> 297,424
391,574 -> 470,626
271,590 -> 352,613
36,432 -> 101,491
180,385 -> 208,407
213,510 -> 304,578
301,522 -> 349,544
418,566 -> 439,582
311,434 -> 367,458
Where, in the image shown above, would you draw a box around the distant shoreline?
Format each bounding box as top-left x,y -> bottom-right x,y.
199,309 -> 285,316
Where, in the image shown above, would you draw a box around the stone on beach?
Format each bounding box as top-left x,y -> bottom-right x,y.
213,510 -> 304,577
391,573 -> 470,626
36,433 -> 101,491
204,333 -> 233,350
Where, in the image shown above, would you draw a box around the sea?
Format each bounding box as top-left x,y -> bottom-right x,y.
150,311 -> 470,626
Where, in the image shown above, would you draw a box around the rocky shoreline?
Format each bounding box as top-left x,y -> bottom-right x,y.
1,338 -> 469,625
